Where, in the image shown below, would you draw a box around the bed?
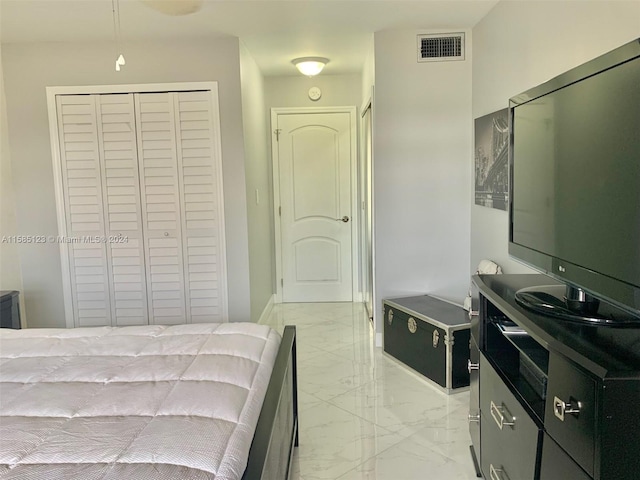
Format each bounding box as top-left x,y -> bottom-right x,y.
0,322 -> 298,480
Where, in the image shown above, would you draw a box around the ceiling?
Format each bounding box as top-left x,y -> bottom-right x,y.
0,0 -> 499,76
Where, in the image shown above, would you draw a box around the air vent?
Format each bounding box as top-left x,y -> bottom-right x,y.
417,33 -> 465,62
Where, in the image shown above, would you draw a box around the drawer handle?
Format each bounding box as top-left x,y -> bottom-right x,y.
490,400 -> 516,430
468,309 -> 479,320
468,359 -> 479,373
489,464 -> 510,480
468,412 -> 480,423
553,395 -> 582,422
432,329 -> 440,347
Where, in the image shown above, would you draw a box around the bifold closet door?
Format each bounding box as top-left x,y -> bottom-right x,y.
57,94 -> 149,327
96,94 -> 149,326
56,95 -> 112,326
55,87 -> 227,327
174,91 -> 226,323
135,91 -> 226,324
135,93 -> 188,325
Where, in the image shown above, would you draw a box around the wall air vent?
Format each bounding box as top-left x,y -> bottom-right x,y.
417,33 -> 465,62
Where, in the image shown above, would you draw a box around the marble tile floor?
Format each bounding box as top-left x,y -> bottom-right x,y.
261,302 -> 479,480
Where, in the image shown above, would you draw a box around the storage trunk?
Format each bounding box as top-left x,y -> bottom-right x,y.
383,295 -> 471,393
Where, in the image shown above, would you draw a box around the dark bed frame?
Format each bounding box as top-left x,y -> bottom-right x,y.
242,325 -> 298,480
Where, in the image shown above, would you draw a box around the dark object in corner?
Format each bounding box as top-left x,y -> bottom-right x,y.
0,291 -> 21,329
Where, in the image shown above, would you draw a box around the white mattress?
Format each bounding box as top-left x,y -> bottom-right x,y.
0,323 -> 281,479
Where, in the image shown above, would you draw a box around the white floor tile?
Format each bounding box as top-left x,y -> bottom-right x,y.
296,401 -> 407,480
263,302 -> 478,480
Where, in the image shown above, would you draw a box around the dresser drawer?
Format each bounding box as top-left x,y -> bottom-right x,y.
539,433 -> 591,480
469,337 -> 480,453
544,353 -> 596,477
480,354 -> 542,480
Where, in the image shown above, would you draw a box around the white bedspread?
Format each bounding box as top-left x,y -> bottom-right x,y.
0,323 -> 281,480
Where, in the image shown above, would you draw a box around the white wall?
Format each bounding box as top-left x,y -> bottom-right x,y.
265,73 -> 361,109
471,0 -> 640,274
373,29 -> 472,337
361,36 -> 375,108
0,43 -> 26,324
2,37 -> 252,327
239,42 -> 274,322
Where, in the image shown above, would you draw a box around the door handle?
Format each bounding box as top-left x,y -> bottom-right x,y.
489,464 -> 510,480
336,216 -> 350,223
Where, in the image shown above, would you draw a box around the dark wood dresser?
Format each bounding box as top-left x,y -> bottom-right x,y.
469,274 -> 640,480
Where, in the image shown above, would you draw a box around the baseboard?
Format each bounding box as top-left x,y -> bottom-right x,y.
257,295 -> 276,325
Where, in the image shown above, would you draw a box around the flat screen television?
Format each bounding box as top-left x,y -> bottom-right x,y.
508,38 -> 640,324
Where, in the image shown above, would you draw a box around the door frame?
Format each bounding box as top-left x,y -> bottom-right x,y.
46,82 -> 227,328
271,106 -> 359,303
360,91 -> 374,320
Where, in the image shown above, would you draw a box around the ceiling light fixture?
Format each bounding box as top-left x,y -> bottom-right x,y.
292,57 -> 329,77
141,0 -> 204,16
112,0 -> 125,71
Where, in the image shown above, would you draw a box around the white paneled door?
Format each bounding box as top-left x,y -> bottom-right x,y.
51,84 -> 227,327
275,111 -> 355,302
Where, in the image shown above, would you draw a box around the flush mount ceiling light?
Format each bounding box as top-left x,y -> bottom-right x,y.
292,57 -> 329,77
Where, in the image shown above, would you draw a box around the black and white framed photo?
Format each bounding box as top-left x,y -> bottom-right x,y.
474,108 -> 509,211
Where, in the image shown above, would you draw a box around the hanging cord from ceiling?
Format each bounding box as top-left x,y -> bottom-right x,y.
112,0 -> 125,71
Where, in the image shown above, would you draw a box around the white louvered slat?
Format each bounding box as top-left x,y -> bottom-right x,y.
174,91 -> 227,323
56,95 -> 111,326
96,94 -> 148,326
136,93 -> 187,325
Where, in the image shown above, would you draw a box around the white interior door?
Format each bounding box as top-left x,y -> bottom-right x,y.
276,111 -> 354,302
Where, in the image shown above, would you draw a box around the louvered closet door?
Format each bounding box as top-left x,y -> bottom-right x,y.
175,91 -> 226,323
96,94 -> 148,326
56,96 -> 112,326
55,87 -> 227,327
135,93 -> 187,325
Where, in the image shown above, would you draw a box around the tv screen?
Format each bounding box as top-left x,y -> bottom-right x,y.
509,39 -> 640,320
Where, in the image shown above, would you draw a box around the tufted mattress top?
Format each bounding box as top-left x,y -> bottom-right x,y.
0,322 -> 281,479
